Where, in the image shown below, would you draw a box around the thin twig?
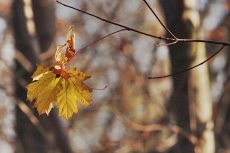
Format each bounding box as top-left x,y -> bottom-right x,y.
56,1 -> 230,79
17,99 -> 52,145
148,45 -> 225,79
154,40 -> 178,47
56,1 -> 230,47
142,0 -> 177,39
56,0 -> 174,41
74,29 -> 127,56
109,105 -> 198,144
178,38 -> 230,46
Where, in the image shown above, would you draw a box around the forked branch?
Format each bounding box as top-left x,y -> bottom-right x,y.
143,0 -> 176,38
56,0 -> 174,42
56,0 -> 230,79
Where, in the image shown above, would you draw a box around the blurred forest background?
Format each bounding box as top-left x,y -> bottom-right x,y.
0,0 -> 230,153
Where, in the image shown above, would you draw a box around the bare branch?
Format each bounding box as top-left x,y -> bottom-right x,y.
148,45 -> 225,79
110,105 -> 198,145
154,40 -> 178,47
142,0 -> 177,39
75,29 -> 127,56
56,0 -> 174,42
56,1 -> 230,79
56,1 -> 230,47
17,100 -> 52,145
179,38 -> 230,46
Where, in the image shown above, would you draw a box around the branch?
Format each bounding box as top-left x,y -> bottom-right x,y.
56,1 -> 230,79
142,0 -> 177,39
148,45 -> 225,79
74,29 -> 127,56
56,0 -> 174,42
110,105 -> 198,145
56,1 -> 230,46
179,38 -> 230,46
17,99 -> 52,145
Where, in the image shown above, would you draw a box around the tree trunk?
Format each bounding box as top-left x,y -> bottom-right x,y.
13,0 -> 73,152
160,0 -> 214,153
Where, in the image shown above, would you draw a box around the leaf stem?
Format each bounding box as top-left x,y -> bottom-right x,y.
74,29 -> 127,57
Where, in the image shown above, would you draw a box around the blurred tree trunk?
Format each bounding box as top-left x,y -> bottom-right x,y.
215,16 -> 230,151
13,0 -> 73,152
13,0 -> 44,152
160,0 -> 214,153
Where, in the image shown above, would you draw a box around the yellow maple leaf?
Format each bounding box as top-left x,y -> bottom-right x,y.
32,74 -> 61,115
32,65 -> 50,80
26,27 -> 93,120
56,69 -> 92,120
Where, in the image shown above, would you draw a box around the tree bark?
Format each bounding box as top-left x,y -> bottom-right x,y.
160,0 -> 214,153
13,0 -> 73,152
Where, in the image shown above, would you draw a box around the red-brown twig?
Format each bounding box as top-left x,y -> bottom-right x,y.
56,0 -> 174,42
148,45 -> 225,79
142,0 -> 177,40
74,29 -> 127,56
110,105 -> 198,145
56,1 -> 230,79
56,1 -> 230,46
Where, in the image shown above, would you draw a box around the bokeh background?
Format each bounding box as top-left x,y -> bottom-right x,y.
0,0 -> 230,152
